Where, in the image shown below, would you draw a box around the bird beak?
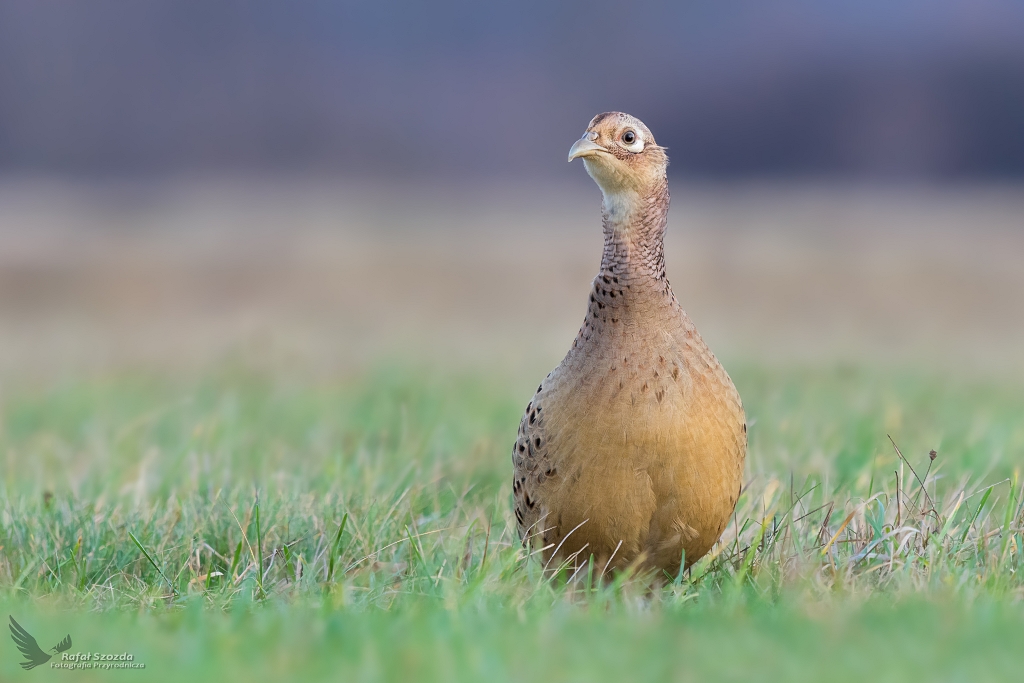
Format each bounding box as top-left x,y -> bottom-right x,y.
568,136 -> 607,162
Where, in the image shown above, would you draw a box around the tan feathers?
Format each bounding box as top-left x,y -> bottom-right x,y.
513,113 -> 746,576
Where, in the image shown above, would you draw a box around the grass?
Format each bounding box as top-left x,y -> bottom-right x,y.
2,359 -> 1024,681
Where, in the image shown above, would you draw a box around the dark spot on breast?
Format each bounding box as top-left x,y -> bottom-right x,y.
656,389 -> 665,402
537,384 -> 543,392
545,467 -> 557,476
672,366 -> 680,380
529,411 -> 536,424
602,275 -> 610,284
641,382 -> 648,392
515,508 -> 524,524
525,494 -> 535,509
519,443 -> 525,453
743,423 -> 747,433
534,437 -> 541,448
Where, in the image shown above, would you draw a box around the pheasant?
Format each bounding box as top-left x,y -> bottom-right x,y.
512,112 -> 746,577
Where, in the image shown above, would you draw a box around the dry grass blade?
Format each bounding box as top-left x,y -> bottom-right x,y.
889,435 -> 935,513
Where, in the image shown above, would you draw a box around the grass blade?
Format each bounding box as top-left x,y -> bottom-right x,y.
128,530 -> 178,597
960,486 -> 993,544
254,490 -> 265,599
326,512 -> 349,583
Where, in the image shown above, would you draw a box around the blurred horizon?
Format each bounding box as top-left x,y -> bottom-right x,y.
2,2 -> 1022,382
2,1 -> 1024,180
2,178 -> 1022,385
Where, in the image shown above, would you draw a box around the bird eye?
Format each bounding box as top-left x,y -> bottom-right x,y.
619,129 -> 644,153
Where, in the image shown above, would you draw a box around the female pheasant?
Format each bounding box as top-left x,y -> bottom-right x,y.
512,112 -> 746,577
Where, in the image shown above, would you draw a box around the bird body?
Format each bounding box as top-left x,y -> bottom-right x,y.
512,113 -> 745,577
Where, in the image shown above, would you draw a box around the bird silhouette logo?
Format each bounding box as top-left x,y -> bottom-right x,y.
8,616 -> 72,670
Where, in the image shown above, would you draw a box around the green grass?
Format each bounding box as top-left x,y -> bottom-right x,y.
2,360 -> 1024,681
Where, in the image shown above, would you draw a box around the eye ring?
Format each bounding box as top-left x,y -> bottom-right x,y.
622,130 -> 636,145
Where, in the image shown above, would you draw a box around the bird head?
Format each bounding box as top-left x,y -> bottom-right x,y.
568,112 -> 667,202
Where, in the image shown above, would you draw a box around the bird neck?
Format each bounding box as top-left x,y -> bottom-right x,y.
598,178 -> 669,286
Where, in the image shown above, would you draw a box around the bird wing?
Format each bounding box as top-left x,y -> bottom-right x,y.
8,616 -> 52,669
512,392 -> 553,544
53,634 -> 72,653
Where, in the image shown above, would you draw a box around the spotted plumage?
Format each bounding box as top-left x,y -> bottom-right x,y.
512,112 -> 746,577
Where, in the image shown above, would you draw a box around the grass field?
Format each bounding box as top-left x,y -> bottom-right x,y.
1,182 -> 1023,681
2,361 -> 1024,681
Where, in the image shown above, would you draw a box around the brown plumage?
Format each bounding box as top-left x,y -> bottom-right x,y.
512,112 -> 746,578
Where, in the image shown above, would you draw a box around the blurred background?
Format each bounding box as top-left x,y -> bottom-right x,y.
1,0 -> 1023,381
